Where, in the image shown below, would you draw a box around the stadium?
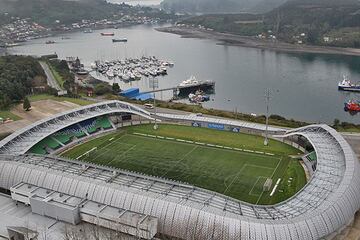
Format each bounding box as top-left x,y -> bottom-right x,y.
0,100 -> 359,240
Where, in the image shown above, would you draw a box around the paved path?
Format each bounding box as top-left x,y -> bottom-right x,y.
39,61 -> 62,91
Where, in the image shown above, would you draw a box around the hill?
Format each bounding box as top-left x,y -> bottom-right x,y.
180,0 -> 360,48
160,0 -> 286,14
0,0 -> 172,26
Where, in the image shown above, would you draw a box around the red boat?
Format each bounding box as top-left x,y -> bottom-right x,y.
100,32 -> 115,36
344,100 -> 360,112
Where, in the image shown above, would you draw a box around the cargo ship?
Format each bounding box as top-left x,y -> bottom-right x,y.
101,32 -> 115,36
344,100 -> 360,112
112,38 -> 127,43
338,76 -> 360,92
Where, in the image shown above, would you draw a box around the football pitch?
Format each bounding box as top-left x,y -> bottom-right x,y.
62,124 -> 306,204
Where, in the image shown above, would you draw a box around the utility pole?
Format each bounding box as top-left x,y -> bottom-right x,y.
264,88 -> 272,146
150,77 -> 159,130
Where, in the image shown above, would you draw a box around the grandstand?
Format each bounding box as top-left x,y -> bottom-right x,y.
29,116 -> 115,155
0,101 -> 359,240
306,151 -> 317,162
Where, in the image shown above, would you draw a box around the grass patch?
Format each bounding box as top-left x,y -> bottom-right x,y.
125,124 -> 300,156
264,160 -> 307,204
0,132 -> 11,140
0,110 -> 22,121
61,124 -> 305,204
29,94 -> 94,106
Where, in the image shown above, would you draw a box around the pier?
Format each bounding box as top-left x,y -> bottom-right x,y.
141,81 -> 216,97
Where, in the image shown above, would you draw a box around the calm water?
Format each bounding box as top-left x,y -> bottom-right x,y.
9,25 -> 360,124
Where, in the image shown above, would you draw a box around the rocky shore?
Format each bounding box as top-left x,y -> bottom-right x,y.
157,26 -> 360,57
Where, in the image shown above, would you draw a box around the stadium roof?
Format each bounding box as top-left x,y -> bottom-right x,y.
0,101 -> 359,239
157,113 -> 286,132
0,100 -> 153,155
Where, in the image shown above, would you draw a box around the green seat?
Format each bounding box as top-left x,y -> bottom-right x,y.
41,137 -> 60,150
97,117 -> 112,129
54,134 -> 71,144
75,131 -> 86,138
29,145 -> 47,155
306,151 -> 317,162
87,126 -> 98,134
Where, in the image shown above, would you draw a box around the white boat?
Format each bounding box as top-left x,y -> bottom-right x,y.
179,76 -> 200,87
338,75 -> 360,92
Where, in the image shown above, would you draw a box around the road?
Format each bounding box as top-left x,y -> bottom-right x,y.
39,61 -> 62,91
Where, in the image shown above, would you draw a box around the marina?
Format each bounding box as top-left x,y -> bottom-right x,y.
8,25 -> 360,124
92,56 -> 174,81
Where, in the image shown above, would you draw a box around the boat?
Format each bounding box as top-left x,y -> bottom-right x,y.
101,32 -> 115,36
76,70 -> 89,75
344,100 -> 360,112
338,75 -> 360,92
112,38 -> 127,43
188,91 -> 210,103
84,29 -> 93,33
45,40 -> 56,44
179,76 -> 200,87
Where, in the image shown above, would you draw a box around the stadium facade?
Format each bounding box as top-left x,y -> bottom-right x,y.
0,100 -> 359,240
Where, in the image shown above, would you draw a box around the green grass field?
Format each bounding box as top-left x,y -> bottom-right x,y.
29,94 -> 94,106
62,124 -> 306,204
0,110 -> 22,121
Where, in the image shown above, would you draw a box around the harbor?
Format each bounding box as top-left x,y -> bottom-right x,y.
8,25 -> 360,124
92,56 -> 174,81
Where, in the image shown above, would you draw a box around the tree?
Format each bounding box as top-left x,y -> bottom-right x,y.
112,83 -> 120,94
333,118 -> 340,128
94,83 -> 112,95
23,97 -> 31,111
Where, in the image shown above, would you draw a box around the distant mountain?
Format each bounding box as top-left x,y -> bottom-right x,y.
251,0 -> 287,13
266,0 -> 360,45
0,0 -> 125,25
180,0 -> 360,48
160,0 -> 284,14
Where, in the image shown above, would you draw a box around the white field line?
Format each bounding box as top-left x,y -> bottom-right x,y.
256,157 -> 283,204
76,147 -> 97,160
160,145 -> 198,178
249,177 -> 267,197
107,144 -> 137,166
223,164 -> 247,195
132,133 -> 276,156
270,178 -> 282,196
76,135 -> 126,160
244,164 -> 274,171
89,135 -> 129,162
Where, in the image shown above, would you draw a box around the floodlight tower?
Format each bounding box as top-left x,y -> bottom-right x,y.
264,88 -> 272,146
150,77 -> 159,130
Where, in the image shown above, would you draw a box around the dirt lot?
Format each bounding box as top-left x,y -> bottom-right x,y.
0,100 -> 79,136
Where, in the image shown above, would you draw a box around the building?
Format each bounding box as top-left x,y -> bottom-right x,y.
0,101 -> 359,239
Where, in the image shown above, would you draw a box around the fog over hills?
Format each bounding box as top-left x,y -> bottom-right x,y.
160,0 -> 287,14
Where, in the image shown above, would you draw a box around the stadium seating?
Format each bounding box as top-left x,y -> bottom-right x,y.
53,134 -> 72,145
306,151 -> 317,162
30,145 -> 47,155
96,117 -> 112,129
28,116 -> 114,155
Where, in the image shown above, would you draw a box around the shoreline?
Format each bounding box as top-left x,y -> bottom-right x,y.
156,26 -> 360,57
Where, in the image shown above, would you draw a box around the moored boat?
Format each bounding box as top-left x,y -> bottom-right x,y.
338,75 -> 360,92
344,99 -> 360,112
101,32 -> 115,36
112,38 -> 127,43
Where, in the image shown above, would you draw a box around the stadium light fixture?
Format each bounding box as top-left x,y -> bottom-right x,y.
150,77 -> 159,130
264,88 -> 272,146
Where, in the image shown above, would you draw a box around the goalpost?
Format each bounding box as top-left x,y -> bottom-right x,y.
263,178 -> 273,192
